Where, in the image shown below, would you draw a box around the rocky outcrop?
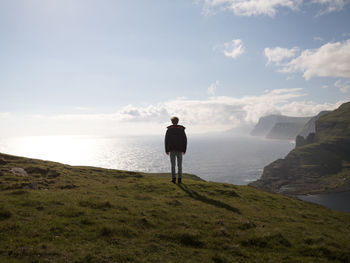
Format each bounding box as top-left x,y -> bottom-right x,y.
10,167 -> 28,177
295,133 -> 316,148
250,102 -> 350,195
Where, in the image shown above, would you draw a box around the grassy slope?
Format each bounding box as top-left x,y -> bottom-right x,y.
1,153 -> 350,263
316,102 -> 350,142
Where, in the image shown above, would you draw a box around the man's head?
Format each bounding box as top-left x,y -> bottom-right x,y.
171,116 -> 179,125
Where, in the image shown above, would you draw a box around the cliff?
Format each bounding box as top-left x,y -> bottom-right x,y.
266,121 -> 307,140
251,115 -> 311,140
1,152 -> 350,262
297,111 -> 330,138
250,102 -> 350,195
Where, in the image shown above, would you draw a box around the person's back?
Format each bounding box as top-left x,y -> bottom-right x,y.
165,125 -> 187,152
165,117 -> 187,183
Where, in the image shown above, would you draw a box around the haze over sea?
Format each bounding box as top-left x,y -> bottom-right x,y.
0,135 -> 294,185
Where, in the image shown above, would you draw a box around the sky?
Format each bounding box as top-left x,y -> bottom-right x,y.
0,0 -> 350,136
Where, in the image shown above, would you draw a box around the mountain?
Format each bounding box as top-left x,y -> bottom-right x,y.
1,152 -> 350,262
250,114 -> 282,137
250,102 -> 350,195
297,111 -> 331,139
251,115 -> 311,140
295,111 -> 331,148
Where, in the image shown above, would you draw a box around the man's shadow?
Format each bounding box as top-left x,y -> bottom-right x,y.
177,183 -> 241,214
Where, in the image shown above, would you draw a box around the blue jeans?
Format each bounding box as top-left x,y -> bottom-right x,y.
170,151 -> 183,179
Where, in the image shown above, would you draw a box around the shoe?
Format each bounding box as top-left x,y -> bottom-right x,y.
178,178 -> 182,184
171,178 -> 176,183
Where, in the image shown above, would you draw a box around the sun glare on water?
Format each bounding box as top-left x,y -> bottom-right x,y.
0,135 -> 168,173
0,136 -> 103,166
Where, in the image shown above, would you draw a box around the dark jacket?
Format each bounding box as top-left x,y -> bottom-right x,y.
165,125 -> 187,153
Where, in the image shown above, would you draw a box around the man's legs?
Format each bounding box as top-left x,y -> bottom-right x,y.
170,151 -> 183,183
176,152 -> 183,180
170,152 -> 176,181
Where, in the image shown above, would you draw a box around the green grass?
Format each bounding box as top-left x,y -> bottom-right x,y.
1,152 -> 350,262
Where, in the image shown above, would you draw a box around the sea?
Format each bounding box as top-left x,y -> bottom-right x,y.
1,134 -> 349,212
0,134 -> 294,185
298,192 -> 350,213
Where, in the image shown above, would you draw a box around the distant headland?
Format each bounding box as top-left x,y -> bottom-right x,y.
250,101 -> 350,195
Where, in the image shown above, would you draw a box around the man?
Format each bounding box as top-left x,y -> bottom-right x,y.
165,116 -> 187,184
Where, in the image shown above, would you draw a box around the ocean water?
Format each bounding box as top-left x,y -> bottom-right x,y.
0,135 -> 294,185
298,192 -> 350,213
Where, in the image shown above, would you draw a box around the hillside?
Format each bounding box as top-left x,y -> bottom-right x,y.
297,111 -> 330,139
251,115 -> 311,140
1,153 -> 350,262
250,102 -> 350,195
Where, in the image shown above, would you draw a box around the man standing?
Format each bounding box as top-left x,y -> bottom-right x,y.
165,116 -> 187,184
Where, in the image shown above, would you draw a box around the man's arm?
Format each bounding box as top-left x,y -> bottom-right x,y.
165,130 -> 169,154
183,130 -> 187,154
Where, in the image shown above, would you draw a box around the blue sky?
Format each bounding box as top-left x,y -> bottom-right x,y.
1,0 -> 350,136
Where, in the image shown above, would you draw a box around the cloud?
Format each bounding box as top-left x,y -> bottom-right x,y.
334,79 -> 350,93
267,39 -> 350,80
74,107 -> 90,111
201,0 -> 302,17
264,46 -> 299,66
0,112 -> 11,118
44,88 -> 343,133
221,39 -> 245,59
1,89 -> 345,137
199,0 -> 348,16
207,80 -> 220,95
312,0 -> 350,15
117,88 -> 307,126
313,36 -> 323,41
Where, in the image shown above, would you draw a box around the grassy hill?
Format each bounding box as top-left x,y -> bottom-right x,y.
1,152 -> 350,262
251,102 -> 350,195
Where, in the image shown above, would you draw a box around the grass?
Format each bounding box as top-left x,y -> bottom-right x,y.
0,152 -> 350,262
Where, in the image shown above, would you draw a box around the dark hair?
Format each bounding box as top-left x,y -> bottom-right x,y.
171,116 -> 179,124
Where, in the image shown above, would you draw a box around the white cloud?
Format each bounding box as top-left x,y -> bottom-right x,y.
264,46 -> 299,66
44,89 -> 344,133
74,107 -> 90,111
222,39 -> 245,59
199,0 -> 348,16
111,88 -> 307,126
340,86 -> 350,93
312,0 -> 349,15
334,79 -> 350,93
268,39 -> 350,80
313,36 -> 323,41
201,0 -> 302,17
208,80 -> 220,95
1,89 -> 345,137
0,112 -> 11,118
